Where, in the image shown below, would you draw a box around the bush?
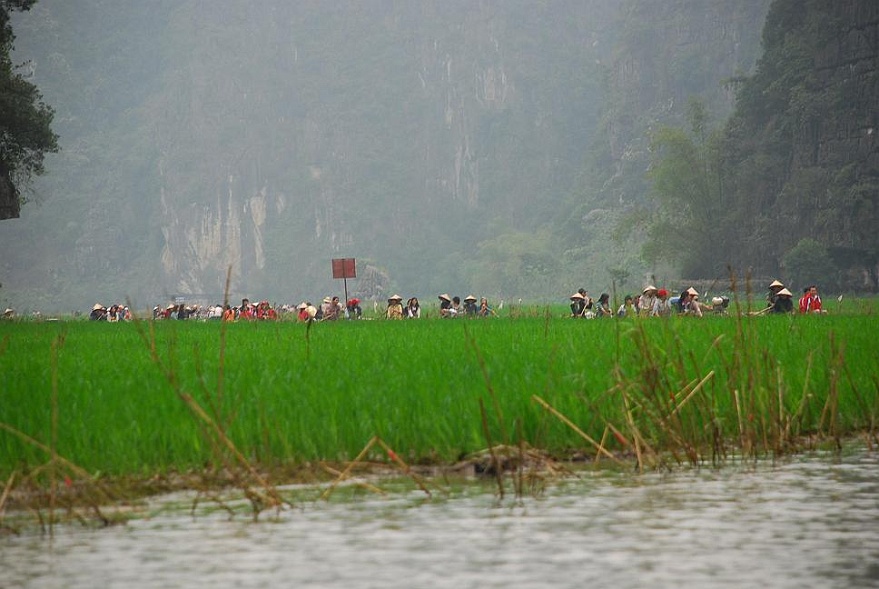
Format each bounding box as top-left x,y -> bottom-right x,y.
783,238 -> 837,291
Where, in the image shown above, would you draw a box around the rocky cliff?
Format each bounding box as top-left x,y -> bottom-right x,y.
720,0 -> 879,287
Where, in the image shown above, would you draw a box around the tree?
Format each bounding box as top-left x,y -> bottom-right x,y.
783,238 -> 837,292
0,0 -> 58,220
642,98 -> 727,277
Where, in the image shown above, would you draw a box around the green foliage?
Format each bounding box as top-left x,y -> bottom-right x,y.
643,99 -> 728,276
783,238 -> 837,291
717,0 -> 879,285
0,0 -> 58,215
463,228 -> 557,298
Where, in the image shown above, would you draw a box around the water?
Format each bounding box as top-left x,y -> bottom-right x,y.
4,450 -> 879,589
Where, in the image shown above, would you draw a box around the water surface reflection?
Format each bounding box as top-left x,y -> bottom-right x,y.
4,450 -> 879,589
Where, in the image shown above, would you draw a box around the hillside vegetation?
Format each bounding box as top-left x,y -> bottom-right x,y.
3,0 -> 875,311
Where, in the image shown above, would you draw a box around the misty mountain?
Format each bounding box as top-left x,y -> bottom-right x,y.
0,1 -> 784,310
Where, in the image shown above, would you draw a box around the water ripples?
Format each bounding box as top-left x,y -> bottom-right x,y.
4,450 -> 879,589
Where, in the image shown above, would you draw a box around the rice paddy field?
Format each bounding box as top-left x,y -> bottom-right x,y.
2,303 -> 879,484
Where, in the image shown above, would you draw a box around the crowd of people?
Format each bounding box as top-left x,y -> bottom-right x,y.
73,279 -> 825,323
569,279 -> 824,319
569,285 -> 724,318
435,294 -> 497,318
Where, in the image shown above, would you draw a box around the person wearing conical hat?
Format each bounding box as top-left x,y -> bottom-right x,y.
638,285 -> 658,317
683,287 -> 704,317
438,294 -> 454,318
770,288 -> 794,313
767,279 -> 785,308
89,303 -> 107,321
569,292 -> 586,317
463,295 -> 478,316
386,294 -> 404,319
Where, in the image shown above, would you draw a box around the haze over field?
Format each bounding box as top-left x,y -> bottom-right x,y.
1,0 -> 876,312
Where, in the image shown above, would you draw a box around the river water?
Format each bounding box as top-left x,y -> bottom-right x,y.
3,449 -> 879,589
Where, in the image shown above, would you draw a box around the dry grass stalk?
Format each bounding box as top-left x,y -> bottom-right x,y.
320,436 -> 433,501
319,463 -> 386,496
131,267 -> 289,521
532,395 -> 623,464
479,398 -> 505,499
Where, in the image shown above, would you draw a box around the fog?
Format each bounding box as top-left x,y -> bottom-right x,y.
19,0 -> 879,314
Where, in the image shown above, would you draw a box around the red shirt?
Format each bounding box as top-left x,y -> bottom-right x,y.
799,294 -> 822,313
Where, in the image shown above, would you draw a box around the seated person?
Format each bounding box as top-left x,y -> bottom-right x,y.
346,298 -> 363,319
770,288 -> 794,313
570,292 -> 586,317
439,294 -> 454,318
386,295 -> 404,319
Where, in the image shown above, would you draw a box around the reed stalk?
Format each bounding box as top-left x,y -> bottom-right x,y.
479,399 -> 504,499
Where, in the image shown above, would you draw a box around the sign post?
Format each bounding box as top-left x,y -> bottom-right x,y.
331,258 -> 357,307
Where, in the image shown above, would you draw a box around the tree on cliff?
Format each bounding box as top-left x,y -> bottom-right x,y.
720,0 -> 879,288
642,98 -> 729,278
0,0 -> 57,220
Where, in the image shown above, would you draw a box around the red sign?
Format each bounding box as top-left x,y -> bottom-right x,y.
331,258 -> 356,279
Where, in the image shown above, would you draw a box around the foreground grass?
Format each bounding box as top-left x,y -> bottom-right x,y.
2,310 -> 878,484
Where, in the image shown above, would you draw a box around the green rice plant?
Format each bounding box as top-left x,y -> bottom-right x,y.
1,309 -> 878,489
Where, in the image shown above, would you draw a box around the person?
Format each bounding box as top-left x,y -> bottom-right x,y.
386,294 -> 404,319
89,303 -> 107,321
257,300 -> 278,320
683,287 -> 703,317
323,296 -> 341,321
799,285 -> 824,313
594,293 -> 612,317
2,308 -> 14,320
570,292 -> 586,317
767,280 -> 785,309
223,304 -> 236,322
451,296 -> 462,316
439,294 -> 453,318
346,298 -> 363,319
639,286 -> 658,317
305,301 -> 318,320
463,295 -> 478,316
296,303 -> 310,322
318,297 -> 333,321
478,297 -> 496,317
617,295 -> 634,317
798,287 -> 810,313
653,289 -> 671,317
670,291 -> 686,314
770,288 -> 794,313
406,297 -> 421,318
579,289 -> 594,315
239,298 -> 254,320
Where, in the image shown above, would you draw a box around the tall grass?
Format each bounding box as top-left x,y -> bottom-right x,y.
1,312 -> 878,481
